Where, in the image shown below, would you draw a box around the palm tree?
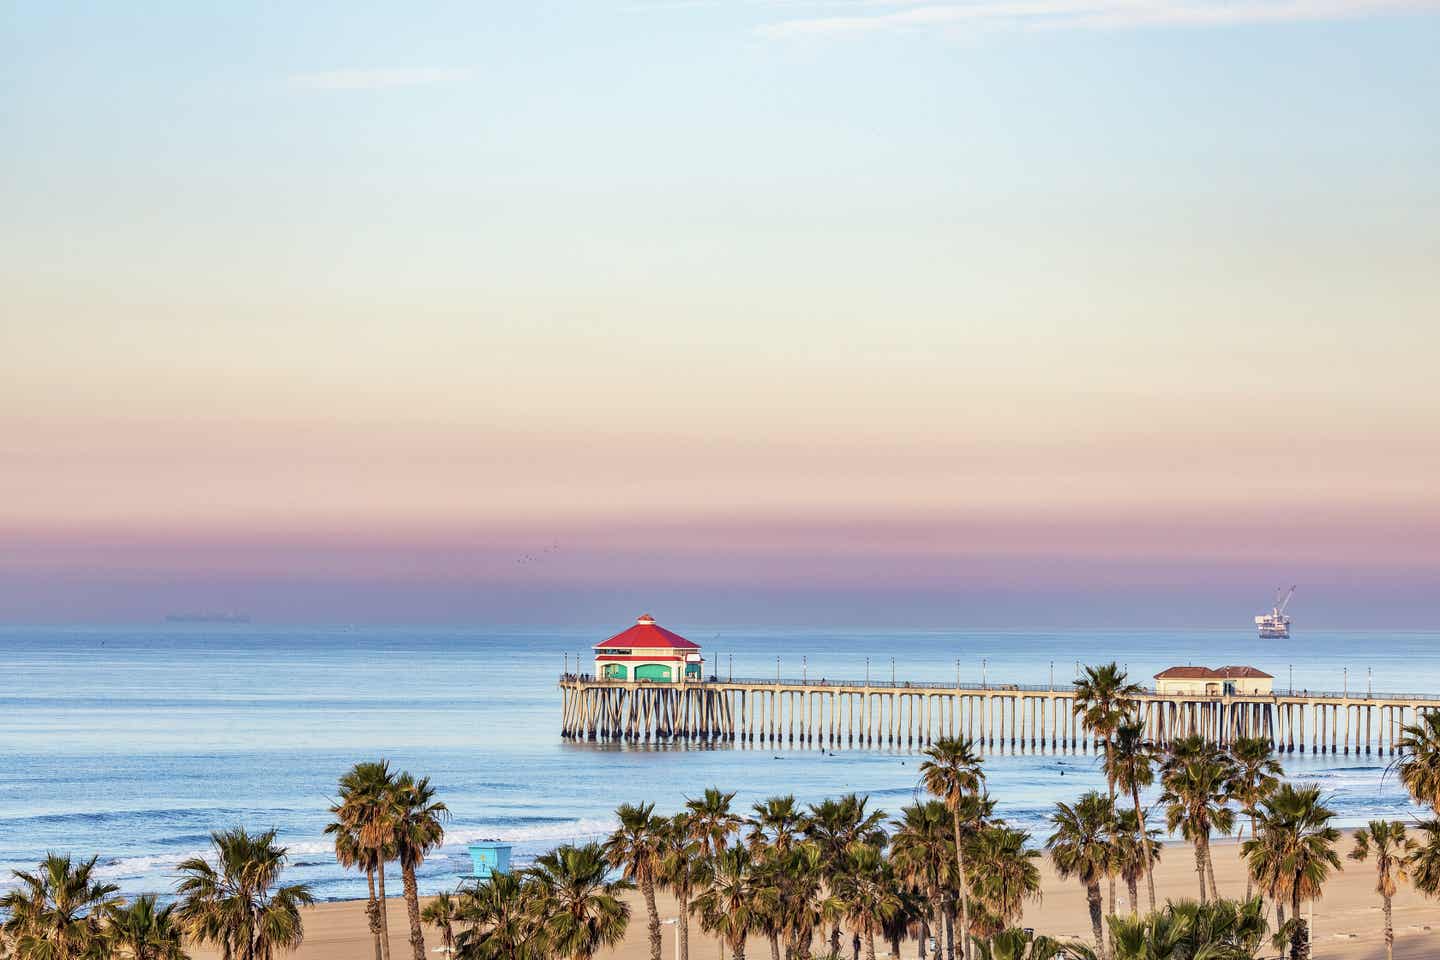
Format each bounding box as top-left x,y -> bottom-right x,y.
1349,820 -> 1416,960
919,738 -> 985,960
772,842 -> 828,960
455,872 -> 541,960
1045,792 -> 1114,956
1109,810 -> 1159,920
1073,663 -> 1142,921
747,795 -> 807,854
656,816 -> 707,960
969,929 -> 1061,960
1106,720 -> 1158,913
1407,818 -> 1440,898
106,895 -> 188,960
392,772 -> 450,960
529,843 -> 632,960
421,892 -> 459,959
831,844 -> 903,960
175,826 -> 314,960
0,853 -> 120,960
327,760 -> 399,960
1092,898 -> 1268,960
805,794 -> 890,956
693,845 -> 771,960
891,802 -> 958,960
1227,736 -> 1284,902
1159,736 -> 1236,902
604,803 -> 667,960
686,788 -> 744,857
1395,710 -> 1440,810
1241,783 -> 1340,960
964,826 -> 1040,937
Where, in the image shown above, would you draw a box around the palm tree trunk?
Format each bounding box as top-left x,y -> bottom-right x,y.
376,861 -> 393,960
401,863 -> 426,960
768,934 -> 780,960
864,931 -> 878,960
1203,836 -> 1220,902
952,810 -> 971,960
367,869 -> 383,960
1086,881 -> 1104,956
1131,784 -> 1156,912
1244,813 -> 1257,902
1126,875 -> 1138,917
732,937 -> 746,960
1384,892 -> 1394,960
1106,777 -> 1118,934
678,890 -> 691,960
1193,840 -> 1207,902
1291,892 -> 1308,960
919,919 -> 930,959
944,902 -> 955,960
643,877 -> 662,960
831,924 -> 842,956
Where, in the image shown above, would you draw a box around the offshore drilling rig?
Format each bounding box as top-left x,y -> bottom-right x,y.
1255,585 -> 1296,639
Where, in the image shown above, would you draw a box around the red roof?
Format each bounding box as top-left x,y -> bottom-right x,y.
1155,665 -> 1273,680
594,614 -> 701,651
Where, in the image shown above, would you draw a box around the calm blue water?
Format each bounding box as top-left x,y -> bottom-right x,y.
2,625 -> 1434,901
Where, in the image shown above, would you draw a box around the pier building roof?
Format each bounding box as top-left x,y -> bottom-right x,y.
1155,665 -> 1273,680
594,614 -> 700,650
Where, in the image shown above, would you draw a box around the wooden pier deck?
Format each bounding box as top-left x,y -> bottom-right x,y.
558,674 -> 1440,755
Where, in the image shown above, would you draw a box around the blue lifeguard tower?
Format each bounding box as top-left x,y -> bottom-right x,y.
463,841 -> 512,881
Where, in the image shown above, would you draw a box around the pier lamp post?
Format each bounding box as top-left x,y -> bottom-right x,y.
1289,664 -> 1293,695
1050,661 -> 1054,692
891,658 -> 896,685
662,918 -> 680,960
729,653 -> 733,682
956,659 -> 960,688
1344,667 -> 1348,698
564,652 -> 568,675
803,656 -> 807,684
865,658 -> 870,685
1368,667 -> 1373,699
776,657 -> 781,682
983,658 -> 988,690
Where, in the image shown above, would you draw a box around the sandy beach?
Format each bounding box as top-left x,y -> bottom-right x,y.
187,834 -> 1440,960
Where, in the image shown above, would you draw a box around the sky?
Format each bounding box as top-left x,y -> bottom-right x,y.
2,2 -> 1438,626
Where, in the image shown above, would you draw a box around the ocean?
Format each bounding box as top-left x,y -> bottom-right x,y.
1,624 -> 1434,901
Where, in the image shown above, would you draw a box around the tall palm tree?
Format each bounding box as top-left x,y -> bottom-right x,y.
528,843 -> 632,960
455,872 -> 541,960
0,853 -> 120,960
106,895 -> 188,960
1159,736 -> 1236,902
686,788 -> 744,858
656,815 -> 707,960
1045,792 -> 1114,957
919,738 -> 986,960
1227,736 -> 1284,902
1241,783 -> 1340,960
1110,810 -> 1160,918
891,802 -> 958,960
746,795 -> 807,854
421,892 -> 458,959
1073,663 -> 1142,922
805,793 -> 890,956
693,845 -> 771,960
175,826 -> 314,960
604,803 -> 667,960
1106,720 -> 1158,912
327,760 -> 399,960
1395,710 -> 1440,810
1349,820 -> 1416,960
964,826 -> 1040,937
772,842 -> 828,960
831,844 -> 903,960
392,772 -> 449,960
1090,898 -> 1268,960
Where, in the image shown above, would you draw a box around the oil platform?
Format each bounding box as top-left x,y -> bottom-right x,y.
1255,586 -> 1295,639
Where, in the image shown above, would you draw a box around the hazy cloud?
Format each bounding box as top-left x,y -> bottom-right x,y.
756,0 -> 1440,35
288,67 -> 470,90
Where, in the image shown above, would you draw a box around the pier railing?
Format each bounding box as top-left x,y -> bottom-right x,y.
560,673 -> 1440,702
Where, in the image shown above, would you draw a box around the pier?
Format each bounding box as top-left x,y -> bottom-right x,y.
558,674 -> 1440,755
